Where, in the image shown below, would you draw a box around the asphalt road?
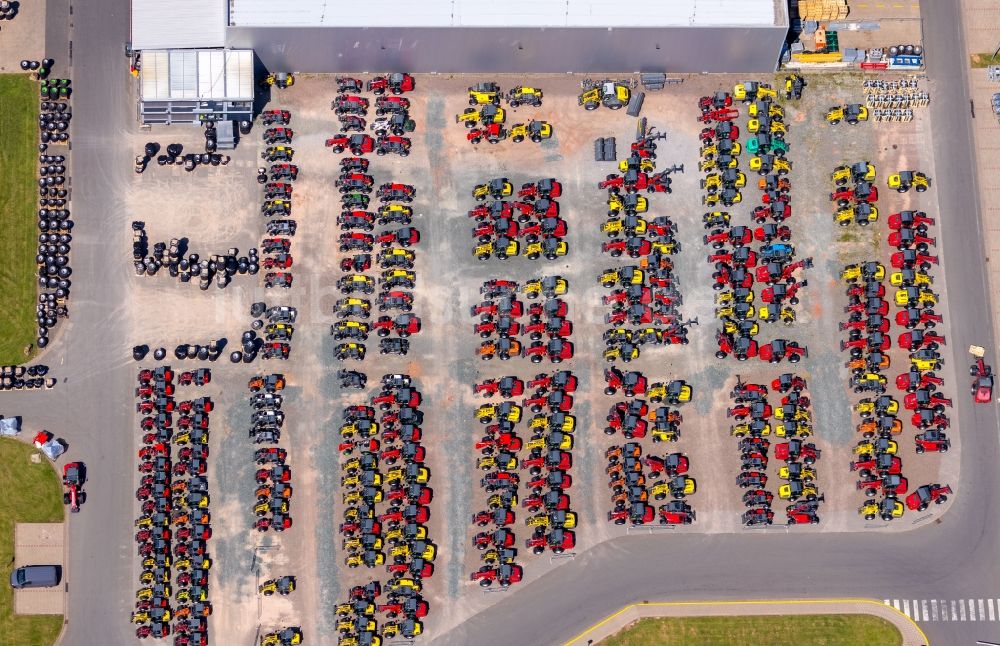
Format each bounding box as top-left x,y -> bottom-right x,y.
0,0 -> 141,643
0,1 -> 996,645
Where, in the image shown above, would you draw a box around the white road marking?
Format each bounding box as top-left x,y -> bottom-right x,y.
887,598 -> 1000,622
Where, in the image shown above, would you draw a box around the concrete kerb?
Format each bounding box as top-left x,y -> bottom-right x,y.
56,514 -> 69,644
562,599 -> 929,646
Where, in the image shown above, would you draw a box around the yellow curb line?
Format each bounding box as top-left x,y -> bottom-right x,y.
562,598 -> 929,645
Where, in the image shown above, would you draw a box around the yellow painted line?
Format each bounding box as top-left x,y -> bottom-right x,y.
562,598 -> 930,646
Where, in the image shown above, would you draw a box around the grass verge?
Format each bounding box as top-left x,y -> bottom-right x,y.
0,74 -> 40,365
0,437 -> 65,646
971,53 -> 1000,68
600,614 -> 902,646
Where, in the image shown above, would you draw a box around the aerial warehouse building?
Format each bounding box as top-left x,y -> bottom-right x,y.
225,0 -> 788,73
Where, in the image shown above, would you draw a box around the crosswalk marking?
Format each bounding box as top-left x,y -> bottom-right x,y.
885,598 -> 1000,622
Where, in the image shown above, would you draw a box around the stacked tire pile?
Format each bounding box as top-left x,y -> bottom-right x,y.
39,76 -> 71,145
169,341 -> 223,363
238,303 -> 296,364
35,76 -> 73,349
471,278 -> 574,363
131,220 -> 259,289
259,113 -> 297,292
0,364 -> 54,390
135,142 -> 231,175
470,178 -> 568,262
328,75 -> 419,364
470,370 -> 579,587
248,373 -> 293,532
602,370 -> 696,526
132,366 -> 214,642
336,373 -> 434,644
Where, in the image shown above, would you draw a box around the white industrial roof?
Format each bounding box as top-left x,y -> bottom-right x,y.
132,0 -> 228,50
140,49 -> 255,101
229,0 -> 779,28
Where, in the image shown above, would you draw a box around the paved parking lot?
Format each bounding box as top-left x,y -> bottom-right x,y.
13,523 -> 65,615
122,72 -> 960,641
